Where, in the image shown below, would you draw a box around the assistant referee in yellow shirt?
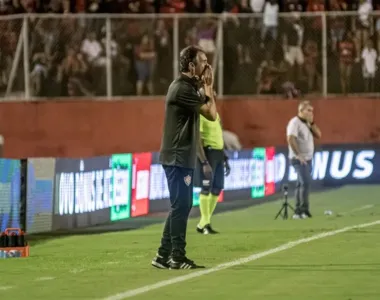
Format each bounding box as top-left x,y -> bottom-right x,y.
196,96 -> 230,235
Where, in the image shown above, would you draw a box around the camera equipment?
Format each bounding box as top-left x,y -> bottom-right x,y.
274,184 -> 295,220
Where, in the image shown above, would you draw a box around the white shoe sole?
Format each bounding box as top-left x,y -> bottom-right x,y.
151,260 -> 168,269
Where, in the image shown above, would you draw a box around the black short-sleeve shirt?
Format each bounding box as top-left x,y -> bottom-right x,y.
159,75 -> 206,169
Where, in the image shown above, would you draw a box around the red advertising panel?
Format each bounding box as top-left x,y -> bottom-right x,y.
131,152 -> 152,217
265,147 -> 275,196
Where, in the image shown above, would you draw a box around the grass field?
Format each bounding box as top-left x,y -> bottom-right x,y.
1,185 -> 380,300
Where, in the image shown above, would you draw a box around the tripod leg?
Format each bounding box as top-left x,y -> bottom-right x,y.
284,203 -> 288,220
274,205 -> 285,220
288,203 -> 295,212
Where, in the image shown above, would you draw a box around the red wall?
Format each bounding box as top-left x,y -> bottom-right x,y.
1,97 -> 380,158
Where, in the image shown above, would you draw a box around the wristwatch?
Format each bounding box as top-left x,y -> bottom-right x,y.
201,160 -> 209,166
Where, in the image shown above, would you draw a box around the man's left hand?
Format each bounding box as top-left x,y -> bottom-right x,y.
202,64 -> 214,87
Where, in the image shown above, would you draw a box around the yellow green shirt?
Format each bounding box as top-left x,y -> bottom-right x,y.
200,113 -> 224,150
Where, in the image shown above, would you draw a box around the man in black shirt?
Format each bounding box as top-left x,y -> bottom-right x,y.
151,45 -> 217,270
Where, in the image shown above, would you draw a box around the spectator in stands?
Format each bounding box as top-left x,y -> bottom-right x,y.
329,0 -> 348,53
361,39 -> 377,92
57,47 -> 89,96
0,20 -> 17,89
67,77 -> 94,96
250,0 -> 265,43
134,33 -> 156,95
250,0 -> 265,13
154,19 -> 172,90
375,2 -> 380,59
283,13 -> 305,83
235,0 -> 253,65
338,31 -> 355,94
355,0 -> 373,62
257,54 -> 277,94
30,53 -> 48,97
303,39 -> 321,92
160,0 -> 186,13
186,0 -> 206,13
81,31 -> 106,67
196,18 -> 217,62
307,0 -> 325,40
283,0 -> 304,12
261,0 -> 279,49
257,53 -> 288,94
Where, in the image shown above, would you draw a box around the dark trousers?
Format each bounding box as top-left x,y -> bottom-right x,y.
291,158 -> 312,214
158,165 -> 193,260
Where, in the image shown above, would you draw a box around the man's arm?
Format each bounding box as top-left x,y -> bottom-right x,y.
310,123 -> 322,139
177,83 -> 207,112
197,135 -> 208,163
287,135 -> 302,157
200,85 -> 217,121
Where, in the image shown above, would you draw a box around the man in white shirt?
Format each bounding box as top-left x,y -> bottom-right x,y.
286,101 -> 322,219
355,0 -> 373,62
261,0 -> 279,44
250,0 -> 265,13
362,39 -> 377,92
81,32 -> 106,66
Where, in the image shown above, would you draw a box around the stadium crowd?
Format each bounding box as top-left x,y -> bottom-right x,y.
1,0 -> 380,97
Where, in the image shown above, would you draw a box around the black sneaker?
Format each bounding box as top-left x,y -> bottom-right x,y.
169,257 -> 205,269
151,254 -> 170,269
204,224 -> 219,234
196,226 -> 204,234
304,210 -> 312,218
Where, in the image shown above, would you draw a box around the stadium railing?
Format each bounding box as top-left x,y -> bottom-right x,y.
0,11 -> 379,100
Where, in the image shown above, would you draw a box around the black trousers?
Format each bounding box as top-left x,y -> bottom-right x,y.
158,165 -> 193,260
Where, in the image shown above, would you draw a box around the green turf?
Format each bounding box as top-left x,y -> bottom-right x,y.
1,185 -> 380,300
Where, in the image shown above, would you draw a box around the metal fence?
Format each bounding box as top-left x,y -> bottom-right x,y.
2,11 -> 380,100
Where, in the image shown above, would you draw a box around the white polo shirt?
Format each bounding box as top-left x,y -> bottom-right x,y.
286,116 -> 314,160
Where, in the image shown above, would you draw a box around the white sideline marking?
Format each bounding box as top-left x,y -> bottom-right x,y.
340,204 -> 374,215
35,277 -> 55,281
105,261 -> 120,265
352,205 -> 374,212
70,269 -> 84,274
101,220 -> 380,300
0,286 -> 13,291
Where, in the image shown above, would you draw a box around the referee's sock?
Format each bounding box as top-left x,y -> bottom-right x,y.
198,194 -> 210,229
208,194 -> 219,224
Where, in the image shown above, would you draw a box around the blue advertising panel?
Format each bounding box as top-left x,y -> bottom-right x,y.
274,144 -> 380,192
0,159 -> 20,232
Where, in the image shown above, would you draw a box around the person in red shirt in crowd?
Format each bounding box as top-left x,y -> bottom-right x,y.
134,34 -> 156,95
303,39 -> 320,92
160,0 -> 186,13
338,31 -> 355,94
307,0 -> 325,39
329,0 -> 349,53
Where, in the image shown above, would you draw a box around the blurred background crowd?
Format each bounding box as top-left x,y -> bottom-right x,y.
1,0 -> 380,97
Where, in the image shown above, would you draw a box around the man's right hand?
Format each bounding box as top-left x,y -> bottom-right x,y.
296,155 -> 307,165
202,162 -> 213,181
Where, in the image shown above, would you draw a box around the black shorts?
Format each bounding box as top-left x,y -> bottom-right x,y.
194,147 -> 224,194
